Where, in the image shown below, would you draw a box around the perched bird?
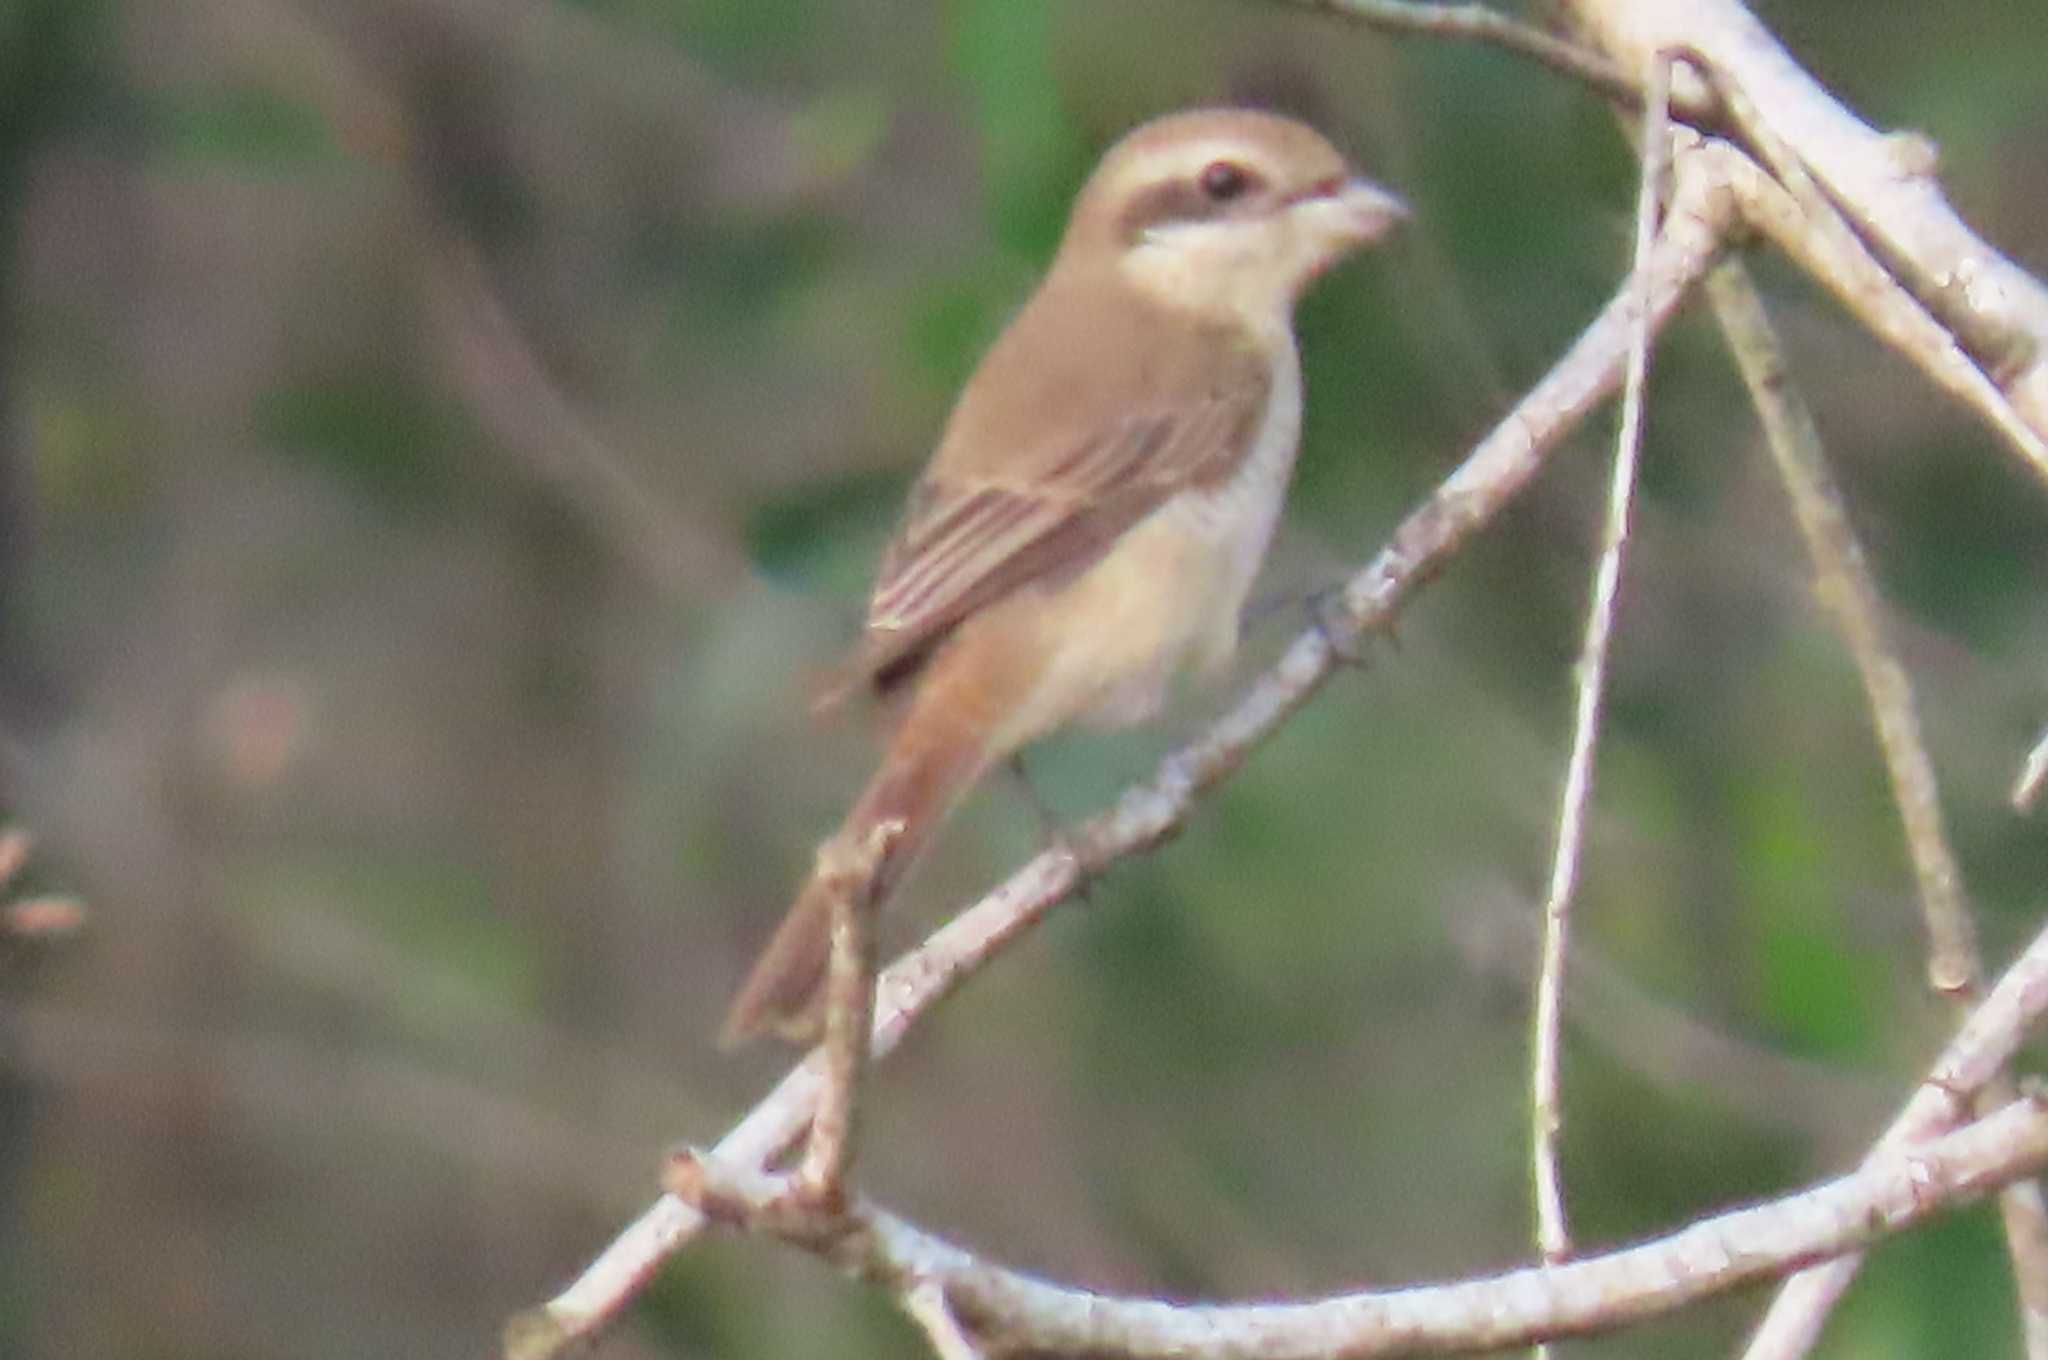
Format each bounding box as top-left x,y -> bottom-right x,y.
722,108 -> 1406,1046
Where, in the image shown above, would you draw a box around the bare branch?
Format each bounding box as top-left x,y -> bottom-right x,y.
798,823 -> 898,1206
1563,0 -> 2048,454
1707,262 -> 1980,997
0,827 -> 29,889
904,1280 -> 989,1360
669,914 -> 2048,1357
2016,727 -> 2048,814
1538,13 -> 2048,1346
507,144 -> 1742,1360
1529,49 -> 1674,1294
672,1092 -> 2048,1359
2,895 -> 86,941
1711,257 -> 2048,1359
1279,1 -> 1648,110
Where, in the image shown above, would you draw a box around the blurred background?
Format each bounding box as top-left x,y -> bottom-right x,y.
2,1 -> 2047,1356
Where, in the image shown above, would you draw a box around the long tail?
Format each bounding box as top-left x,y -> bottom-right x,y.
719,660 -> 1008,1047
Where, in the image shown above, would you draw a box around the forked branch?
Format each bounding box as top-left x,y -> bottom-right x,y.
669,896 -> 2048,1358
514,4 -> 2048,1354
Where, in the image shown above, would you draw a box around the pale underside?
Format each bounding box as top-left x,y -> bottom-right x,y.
850,265 -> 1304,719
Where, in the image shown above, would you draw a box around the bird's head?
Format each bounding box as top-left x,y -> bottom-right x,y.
1057,108 -> 1407,328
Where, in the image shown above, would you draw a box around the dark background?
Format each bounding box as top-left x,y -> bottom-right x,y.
3,2 -> 2047,1356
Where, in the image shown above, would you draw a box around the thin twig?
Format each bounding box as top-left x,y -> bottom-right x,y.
1277,0 -> 1717,124
1711,258 -> 2048,1359
426,241 -> 747,602
2016,726 -> 2048,814
1707,264 -> 1979,995
798,825 -> 893,1205
1687,54 -> 2048,495
1563,0 -> 2048,453
1530,49 -> 1673,1300
662,913 -> 2048,1356
0,826 -> 86,942
508,145 -> 1741,1360
903,1280 -> 989,1360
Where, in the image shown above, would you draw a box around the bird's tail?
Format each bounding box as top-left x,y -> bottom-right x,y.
718,664 -> 1005,1047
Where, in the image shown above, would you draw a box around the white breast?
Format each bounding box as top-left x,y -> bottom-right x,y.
1181,333 -> 1304,660
1059,335 -> 1304,730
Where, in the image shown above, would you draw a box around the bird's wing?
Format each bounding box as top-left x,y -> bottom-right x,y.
851,355 -> 1271,692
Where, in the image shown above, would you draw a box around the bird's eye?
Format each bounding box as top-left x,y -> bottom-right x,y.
1198,160 -> 1252,202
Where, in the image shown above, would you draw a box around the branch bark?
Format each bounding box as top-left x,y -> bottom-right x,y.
660,908 -> 2048,1358
1711,255 -> 2048,1359
1560,0 -> 2048,453
672,1090 -> 2048,1359
1529,47 -> 1672,1300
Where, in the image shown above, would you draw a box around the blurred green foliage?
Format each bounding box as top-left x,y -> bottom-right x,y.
150,83 -> 341,169
262,373 -> 460,509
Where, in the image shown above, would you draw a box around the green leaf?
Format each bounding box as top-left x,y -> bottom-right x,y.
260,375 -> 456,511
951,0 -> 1088,257
744,471 -> 902,591
150,84 -> 337,171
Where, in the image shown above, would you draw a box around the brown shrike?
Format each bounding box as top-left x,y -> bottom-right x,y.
722,108 -> 1406,1046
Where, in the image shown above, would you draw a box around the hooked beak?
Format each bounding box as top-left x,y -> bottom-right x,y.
1319,176 -> 1409,244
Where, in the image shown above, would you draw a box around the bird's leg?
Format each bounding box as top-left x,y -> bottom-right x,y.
1005,753 -> 1063,845
1305,582 -> 1390,669
1006,753 -> 1092,904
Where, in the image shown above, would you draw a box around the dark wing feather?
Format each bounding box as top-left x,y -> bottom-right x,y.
854,385 -> 1265,691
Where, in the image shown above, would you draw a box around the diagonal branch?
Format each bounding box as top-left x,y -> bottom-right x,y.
1688,60 -> 2048,487
2017,728 -> 2048,814
519,10 -> 2048,1353
797,820 -> 894,1206
1529,46 -> 1673,1291
504,140 -> 1743,1360
1710,258 -> 2048,1359
1708,260 -> 1983,998
1277,0 -> 1676,117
